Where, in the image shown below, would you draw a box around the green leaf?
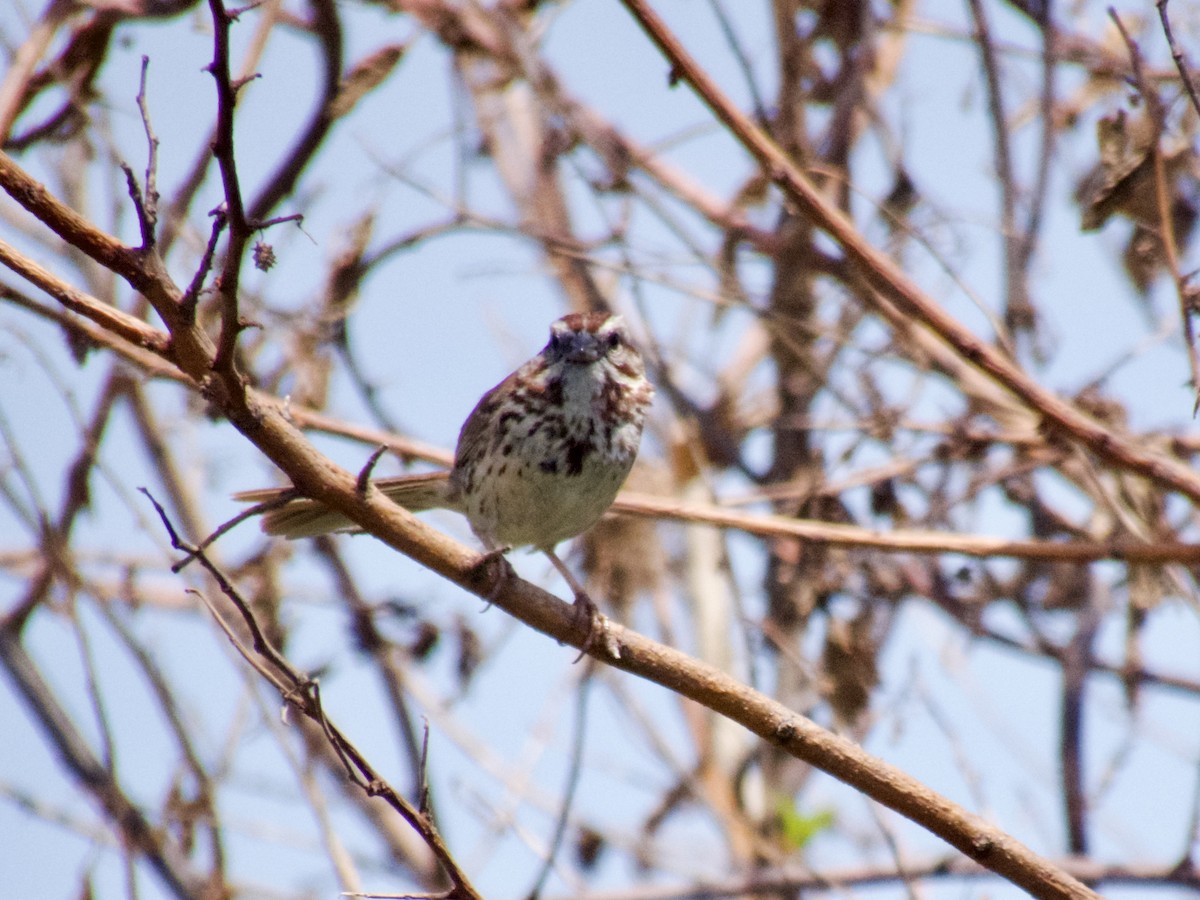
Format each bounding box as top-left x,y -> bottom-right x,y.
776,800 -> 835,851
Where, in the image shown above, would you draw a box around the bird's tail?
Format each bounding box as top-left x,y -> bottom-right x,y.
235,471 -> 455,539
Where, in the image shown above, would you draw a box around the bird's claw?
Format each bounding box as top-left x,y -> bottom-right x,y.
572,591 -> 620,662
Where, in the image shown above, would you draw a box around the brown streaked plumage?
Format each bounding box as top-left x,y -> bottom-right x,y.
237,313 -> 653,619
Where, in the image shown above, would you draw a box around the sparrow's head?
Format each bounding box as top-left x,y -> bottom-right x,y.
545,312 -> 642,375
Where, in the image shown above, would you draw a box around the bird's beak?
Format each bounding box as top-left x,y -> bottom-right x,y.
563,332 -> 604,364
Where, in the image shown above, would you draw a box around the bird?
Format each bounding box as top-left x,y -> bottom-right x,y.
237,311 -> 654,630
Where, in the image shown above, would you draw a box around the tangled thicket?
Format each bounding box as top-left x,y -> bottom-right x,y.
1,1 -> 1199,898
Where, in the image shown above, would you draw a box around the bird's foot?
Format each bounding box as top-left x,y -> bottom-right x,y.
571,589 -> 619,662
539,548 -> 620,661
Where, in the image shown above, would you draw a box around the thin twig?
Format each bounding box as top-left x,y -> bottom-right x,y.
525,664 -> 593,900
205,0 -> 254,374
134,55 -> 160,248
256,211 -> 304,231
611,492 -> 1200,564
1109,7 -> 1199,410
1058,604 -> 1101,855
1157,0 -> 1200,122
173,492 -> 297,570
245,0 -> 342,223
143,488 -> 292,670
181,211 -> 226,321
357,446 -> 388,494
967,0 -> 1028,354
142,488 -> 483,900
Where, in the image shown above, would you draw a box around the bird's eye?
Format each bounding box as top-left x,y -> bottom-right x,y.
606,331 -> 622,349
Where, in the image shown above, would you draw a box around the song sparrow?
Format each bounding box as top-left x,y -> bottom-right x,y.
238,312 -> 654,622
